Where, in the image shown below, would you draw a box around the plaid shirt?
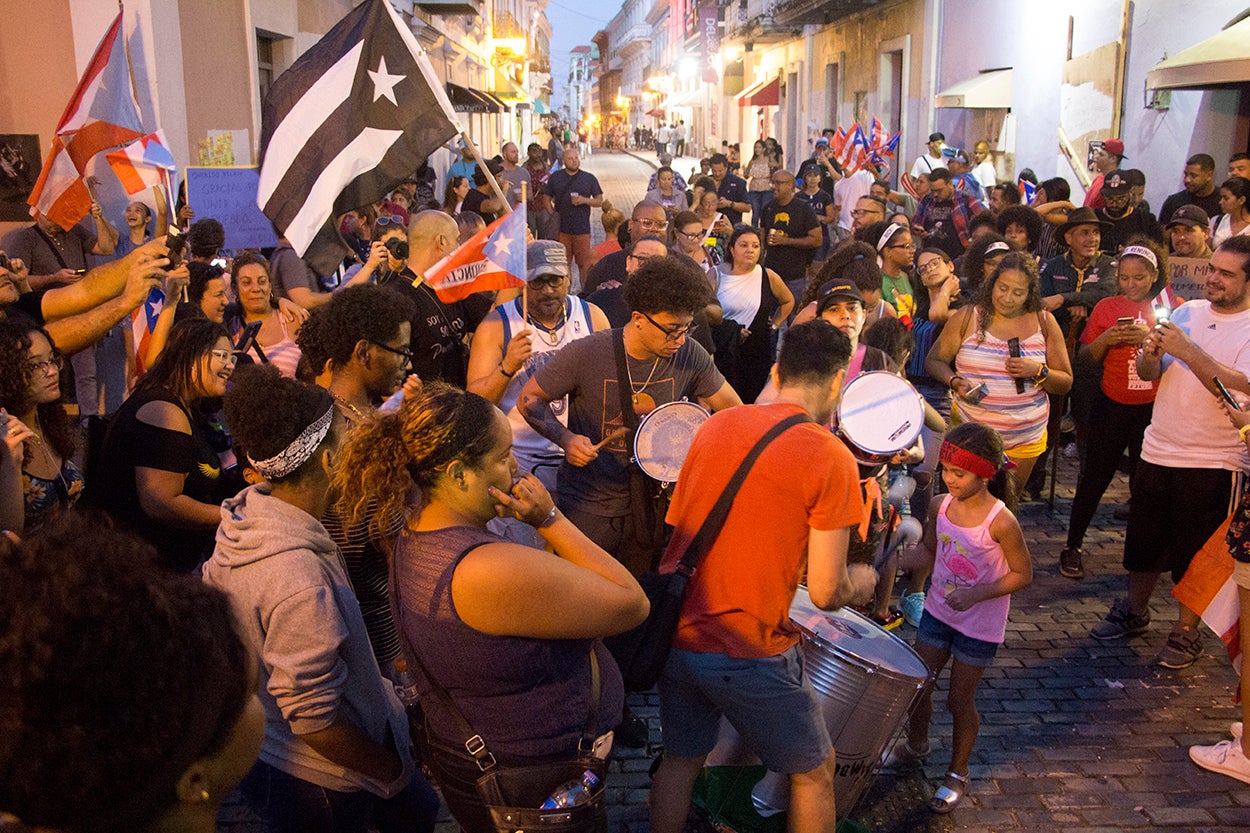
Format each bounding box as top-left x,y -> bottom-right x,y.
914,190 -> 985,255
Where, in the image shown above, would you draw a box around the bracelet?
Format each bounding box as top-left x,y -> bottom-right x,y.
498,363 -> 516,378
1240,424 -> 1250,443
535,506 -> 559,528
948,374 -> 965,390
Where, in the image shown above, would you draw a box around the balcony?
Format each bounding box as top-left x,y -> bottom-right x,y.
618,23 -> 652,58
772,0 -> 882,28
415,0 -> 484,17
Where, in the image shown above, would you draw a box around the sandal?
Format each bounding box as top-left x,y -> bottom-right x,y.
870,608 -> 905,631
928,771 -> 968,814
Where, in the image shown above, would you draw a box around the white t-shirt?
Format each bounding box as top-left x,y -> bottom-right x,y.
1210,214 -> 1250,248
972,160 -> 997,190
834,169 -> 875,231
909,152 -> 946,180
1141,300 -> 1250,471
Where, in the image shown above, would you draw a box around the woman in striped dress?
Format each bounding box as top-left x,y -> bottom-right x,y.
926,253 -> 1072,493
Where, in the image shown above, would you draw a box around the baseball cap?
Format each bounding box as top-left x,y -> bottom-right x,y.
1103,138 -> 1126,158
1166,204 -> 1211,230
815,137 -> 830,147
815,281 -> 865,315
526,240 -> 569,281
1102,170 -> 1130,196
928,132 -> 945,143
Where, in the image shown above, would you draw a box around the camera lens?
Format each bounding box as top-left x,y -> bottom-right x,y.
385,238 -> 409,260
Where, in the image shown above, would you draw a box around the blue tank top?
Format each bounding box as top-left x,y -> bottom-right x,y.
393,525 -> 624,759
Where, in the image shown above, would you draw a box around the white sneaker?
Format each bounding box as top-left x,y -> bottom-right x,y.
1190,738 -> 1250,785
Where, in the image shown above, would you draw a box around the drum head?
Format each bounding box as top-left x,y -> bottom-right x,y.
634,400 -> 709,482
790,586 -> 929,680
837,372 -> 924,457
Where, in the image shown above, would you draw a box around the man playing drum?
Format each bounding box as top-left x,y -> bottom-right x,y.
649,319 -> 877,833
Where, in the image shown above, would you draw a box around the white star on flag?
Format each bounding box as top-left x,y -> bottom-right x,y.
368,56 -> 403,105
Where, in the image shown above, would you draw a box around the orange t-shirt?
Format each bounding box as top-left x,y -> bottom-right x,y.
660,403 -> 863,658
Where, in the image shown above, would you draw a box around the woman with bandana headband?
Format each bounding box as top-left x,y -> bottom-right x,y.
203,364 -> 439,833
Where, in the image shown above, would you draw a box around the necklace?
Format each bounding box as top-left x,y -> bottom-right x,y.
330,391 -> 371,422
28,413 -> 70,494
523,299 -> 568,346
625,354 -> 661,415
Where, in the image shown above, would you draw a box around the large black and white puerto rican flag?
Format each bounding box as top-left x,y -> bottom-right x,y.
257,0 -> 460,277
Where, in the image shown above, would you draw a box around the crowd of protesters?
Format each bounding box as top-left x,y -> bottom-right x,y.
4,129 -> 1250,833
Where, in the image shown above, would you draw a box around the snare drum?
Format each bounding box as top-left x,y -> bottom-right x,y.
836,372 -> 924,466
633,400 -> 710,484
751,587 -> 929,818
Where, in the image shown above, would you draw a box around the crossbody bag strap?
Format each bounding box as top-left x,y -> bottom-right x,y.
33,226 -> 71,271
614,328 -> 658,534
675,412 -> 811,576
389,540 -> 603,769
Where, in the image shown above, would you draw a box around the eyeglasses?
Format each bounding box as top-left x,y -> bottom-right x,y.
370,340 -> 414,365
917,259 -> 948,274
850,209 -> 883,218
627,252 -> 660,264
640,311 -> 698,343
635,219 -> 668,231
676,229 -> 703,240
375,215 -> 406,227
28,355 -> 63,375
210,349 -> 239,367
886,242 -> 916,250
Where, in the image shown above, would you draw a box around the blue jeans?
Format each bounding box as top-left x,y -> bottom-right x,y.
748,190 -> 771,225
236,760 -> 439,833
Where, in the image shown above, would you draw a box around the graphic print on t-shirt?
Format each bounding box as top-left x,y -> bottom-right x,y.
600,376 -> 678,454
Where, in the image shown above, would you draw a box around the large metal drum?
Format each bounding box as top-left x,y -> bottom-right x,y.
751,587 -> 930,818
835,371 -> 924,466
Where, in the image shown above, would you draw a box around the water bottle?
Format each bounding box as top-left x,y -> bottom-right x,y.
391,658 -> 421,709
540,770 -> 600,809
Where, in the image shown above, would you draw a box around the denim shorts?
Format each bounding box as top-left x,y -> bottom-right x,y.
658,645 -> 831,774
915,610 -> 999,668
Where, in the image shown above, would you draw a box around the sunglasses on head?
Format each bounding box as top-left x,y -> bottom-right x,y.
376,215 -> 405,227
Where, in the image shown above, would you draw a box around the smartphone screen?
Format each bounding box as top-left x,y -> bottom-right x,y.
1116,316 -> 1134,326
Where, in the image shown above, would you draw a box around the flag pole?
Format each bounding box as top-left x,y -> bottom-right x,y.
460,130 -> 511,214
520,179 -> 529,328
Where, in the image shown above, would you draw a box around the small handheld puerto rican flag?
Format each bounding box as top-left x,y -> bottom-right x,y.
425,204 -> 527,303
131,287 -> 165,376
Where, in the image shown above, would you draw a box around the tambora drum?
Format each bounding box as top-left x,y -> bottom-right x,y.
751,587 -> 929,818
836,371 -> 924,466
633,400 -> 710,484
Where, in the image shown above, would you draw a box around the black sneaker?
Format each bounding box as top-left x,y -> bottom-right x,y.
1059,547 -> 1085,579
1156,627 -> 1203,669
1091,598 -> 1151,640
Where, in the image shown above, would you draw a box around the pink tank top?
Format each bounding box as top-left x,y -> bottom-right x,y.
926,494 -> 1012,643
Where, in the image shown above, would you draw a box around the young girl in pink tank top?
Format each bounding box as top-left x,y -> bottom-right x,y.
888,422 -> 1033,814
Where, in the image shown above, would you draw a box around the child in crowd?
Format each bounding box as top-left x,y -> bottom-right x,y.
888,422 -> 1034,813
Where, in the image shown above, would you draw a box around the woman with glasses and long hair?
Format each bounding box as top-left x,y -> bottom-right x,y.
0,317 -> 81,534
670,210 -> 713,270
227,254 -> 303,379
89,318 -> 243,572
863,221 -> 920,324
710,225 -> 794,402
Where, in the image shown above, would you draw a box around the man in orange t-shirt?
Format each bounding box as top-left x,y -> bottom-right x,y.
649,320 -> 876,833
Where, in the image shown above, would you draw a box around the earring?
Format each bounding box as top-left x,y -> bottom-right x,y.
200,789 -> 210,802
456,473 -> 466,490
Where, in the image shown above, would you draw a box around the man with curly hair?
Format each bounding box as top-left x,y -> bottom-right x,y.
519,255 -> 740,583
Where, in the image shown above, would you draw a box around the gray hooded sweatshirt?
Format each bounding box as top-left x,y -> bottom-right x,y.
202,483 -> 412,797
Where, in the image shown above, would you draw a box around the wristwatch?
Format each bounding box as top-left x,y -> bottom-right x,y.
1033,363 -> 1050,385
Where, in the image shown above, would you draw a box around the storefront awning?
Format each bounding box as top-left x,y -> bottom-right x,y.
532,99 -> 550,114
646,107 -> 665,118
735,76 -> 779,107
668,87 -> 703,108
1146,16 -> 1250,90
446,82 -> 503,113
934,68 -> 1012,108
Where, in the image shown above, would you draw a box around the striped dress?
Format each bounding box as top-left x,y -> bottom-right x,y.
954,308 -> 1049,451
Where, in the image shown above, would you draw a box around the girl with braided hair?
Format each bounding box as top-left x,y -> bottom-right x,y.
334,382 -> 648,833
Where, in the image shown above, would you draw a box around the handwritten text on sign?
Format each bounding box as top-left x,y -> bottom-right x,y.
186,167 -> 278,250
1167,256 -> 1213,301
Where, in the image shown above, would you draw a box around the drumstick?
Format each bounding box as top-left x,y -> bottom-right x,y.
592,427 -> 627,451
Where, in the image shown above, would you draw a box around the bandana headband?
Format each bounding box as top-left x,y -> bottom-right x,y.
939,441 -> 998,479
248,404 -> 335,479
1120,244 -> 1158,270
876,222 -> 904,252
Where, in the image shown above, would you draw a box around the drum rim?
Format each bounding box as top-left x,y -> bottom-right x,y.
790,588 -> 930,681
836,372 -> 924,456
634,400 -> 709,481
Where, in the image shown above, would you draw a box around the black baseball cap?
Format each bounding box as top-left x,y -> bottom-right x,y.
816,281 -> 865,315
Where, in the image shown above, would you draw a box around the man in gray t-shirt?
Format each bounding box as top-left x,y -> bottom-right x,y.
498,142 -> 530,209
519,255 -> 741,577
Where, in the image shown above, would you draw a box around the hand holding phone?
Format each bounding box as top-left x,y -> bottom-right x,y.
1213,376 -> 1241,410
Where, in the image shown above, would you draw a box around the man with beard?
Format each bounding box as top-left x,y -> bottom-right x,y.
467,241 -> 610,544
913,168 -> 984,258
1159,154 -> 1222,222
1094,170 -> 1162,254
1167,205 -> 1213,260
498,142 -> 530,210
1083,138 -> 1126,208
546,148 -> 604,287
1039,207 -> 1116,335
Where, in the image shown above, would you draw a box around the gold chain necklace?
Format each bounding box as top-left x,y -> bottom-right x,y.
330,391 -> 371,422
625,355 -> 661,415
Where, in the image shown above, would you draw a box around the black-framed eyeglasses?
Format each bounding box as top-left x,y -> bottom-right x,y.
917,259 -> 948,274
676,229 -> 703,240
370,340 -> 414,364
640,311 -> 698,343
